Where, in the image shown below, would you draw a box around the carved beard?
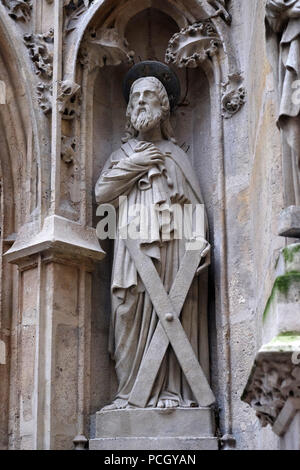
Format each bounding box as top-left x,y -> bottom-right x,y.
131,106 -> 162,132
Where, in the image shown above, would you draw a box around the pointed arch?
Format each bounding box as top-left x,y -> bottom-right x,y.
63,0 -> 238,83
0,6 -> 52,229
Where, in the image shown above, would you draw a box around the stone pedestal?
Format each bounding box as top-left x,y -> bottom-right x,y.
5,215 -> 105,449
89,408 -> 218,450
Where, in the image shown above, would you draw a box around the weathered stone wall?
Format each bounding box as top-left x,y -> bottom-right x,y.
221,0 -> 283,450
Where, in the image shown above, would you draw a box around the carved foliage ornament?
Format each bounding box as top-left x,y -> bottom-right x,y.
64,0 -> 93,34
61,135 -> 77,164
44,0 -> 93,34
80,28 -> 135,71
24,29 -> 54,79
165,21 -> 221,68
37,82 -> 52,115
57,80 -> 81,120
222,73 -> 246,118
1,0 -> 32,22
23,29 -> 54,115
242,354 -> 300,428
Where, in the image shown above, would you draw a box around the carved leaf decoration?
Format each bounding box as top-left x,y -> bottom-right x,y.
24,31 -> 54,79
83,29 -> 135,70
37,82 -> 52,115
166,22 -> 221,68
242,352 -> 300,429
57,80 -> 81,120
221,73 -> 246,118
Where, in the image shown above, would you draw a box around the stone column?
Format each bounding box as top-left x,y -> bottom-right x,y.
5,215 -> 104,449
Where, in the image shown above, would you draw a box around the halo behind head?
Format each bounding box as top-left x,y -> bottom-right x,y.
123,61 -> 181,111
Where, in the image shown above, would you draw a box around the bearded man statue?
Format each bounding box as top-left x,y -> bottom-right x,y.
95,68 -> 211,410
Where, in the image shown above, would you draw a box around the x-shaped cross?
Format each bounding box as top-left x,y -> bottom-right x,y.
124,237 -> 215,408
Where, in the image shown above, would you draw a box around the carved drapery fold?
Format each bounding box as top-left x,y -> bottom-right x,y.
265,0 -> 300,225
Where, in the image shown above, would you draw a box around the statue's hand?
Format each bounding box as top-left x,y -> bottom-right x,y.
196,241 -> 211,276
200,241 -> 211,259
130,142 -> 165,167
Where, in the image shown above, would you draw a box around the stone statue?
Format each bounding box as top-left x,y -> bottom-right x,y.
95,68 -> 213,410
266,0 -> 300,209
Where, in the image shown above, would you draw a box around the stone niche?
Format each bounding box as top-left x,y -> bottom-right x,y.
0,0 -> 244,451
90,8 -> 214,423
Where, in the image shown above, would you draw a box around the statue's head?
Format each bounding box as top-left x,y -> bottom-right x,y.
128,77 -> 169,132
123,76 -> 176,143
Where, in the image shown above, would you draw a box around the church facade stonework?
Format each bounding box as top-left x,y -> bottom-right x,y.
0,0 -> 299,451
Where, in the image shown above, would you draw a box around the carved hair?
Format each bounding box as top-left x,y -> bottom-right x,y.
122,76 -> 176,144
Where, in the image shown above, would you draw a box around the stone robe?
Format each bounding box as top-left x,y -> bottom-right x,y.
266,0 -> 300,204
95,138 -> 209,408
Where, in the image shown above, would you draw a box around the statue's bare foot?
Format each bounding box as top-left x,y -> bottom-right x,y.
102,399 -> 127,411
102,403 -> 118,411
157,399 -> 179,409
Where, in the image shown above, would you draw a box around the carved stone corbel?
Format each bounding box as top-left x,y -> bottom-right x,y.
1,0 -> 32,22
221,73 -> 246,118
165,21 -> 221,68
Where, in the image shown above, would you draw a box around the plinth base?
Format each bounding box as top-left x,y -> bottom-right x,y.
89,407 -> 218,450
89,436 -> 219,450
278,206 -> 300,238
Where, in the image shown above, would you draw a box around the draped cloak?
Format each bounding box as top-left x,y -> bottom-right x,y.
95,138 -> 209,408
266,0 -> 300,204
